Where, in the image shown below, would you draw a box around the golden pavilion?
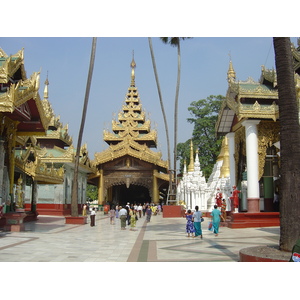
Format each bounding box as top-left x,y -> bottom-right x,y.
90,57 -> 169,207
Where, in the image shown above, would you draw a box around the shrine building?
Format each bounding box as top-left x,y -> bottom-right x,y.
89,57 -> 169,207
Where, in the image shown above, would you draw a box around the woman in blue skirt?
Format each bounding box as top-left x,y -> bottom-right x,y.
185,209 -> 195,237
192,206 -> 203,239
210,205 -> 222,236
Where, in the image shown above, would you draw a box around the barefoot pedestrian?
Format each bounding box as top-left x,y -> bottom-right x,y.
185,209 -> 195,237
210,205 -> 222,236
90,208 -> 96,227
192,206 -> 203,239
119,206 -> 127,230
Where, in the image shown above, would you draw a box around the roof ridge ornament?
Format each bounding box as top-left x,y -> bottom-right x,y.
130,50 -> 136,87
227,52 -> 236,83
44,71 -> 49,100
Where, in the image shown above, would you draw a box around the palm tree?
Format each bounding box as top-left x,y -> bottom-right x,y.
148,38 -> 172,194
273,37 -> 300,251
160,37 -> 190,196
149,37 -> 190,199
71,37 -> 97,217
160,37 -> 181,193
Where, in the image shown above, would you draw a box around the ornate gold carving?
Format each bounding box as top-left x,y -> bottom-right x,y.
15,149 -> 64,184
234,126 -> 246,184
94,57 -> 169,204
291,41 -> 300,72
94,137 -> 168,169
0,48 -> 25,83
237,101 -> 279,122
257,121 -> 280,180
260,66 -> 277,87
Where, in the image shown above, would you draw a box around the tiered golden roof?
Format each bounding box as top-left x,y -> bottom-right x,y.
0,48 -> 51,135
95,58 -> 168,170
216,60 -> 280,136
103,57 -> 157,148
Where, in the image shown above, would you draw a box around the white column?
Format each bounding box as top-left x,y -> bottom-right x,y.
227,132 -> 236,188
242,120 -> 260,212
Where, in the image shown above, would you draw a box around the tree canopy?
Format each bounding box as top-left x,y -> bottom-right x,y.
177,95 -> 225,179
86,184 -> 98,202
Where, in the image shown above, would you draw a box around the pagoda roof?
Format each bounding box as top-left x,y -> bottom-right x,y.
14,147 -> 64,184
216,61 -> 279,136
0,48 -> 50,135
94,56 -> 168,172
37,144 -> 94,173
93,137 -> 168,170
103,58 -> 157,148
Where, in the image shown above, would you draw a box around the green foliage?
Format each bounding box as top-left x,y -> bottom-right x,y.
160,37 -> 192,47
177,95 -> 225,179
177,139 -> 191,172
86,184 -> 98,202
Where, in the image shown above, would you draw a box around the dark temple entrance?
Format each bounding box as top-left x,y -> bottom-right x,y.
112,184 -> 151,206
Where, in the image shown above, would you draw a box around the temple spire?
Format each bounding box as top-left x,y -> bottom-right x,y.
183,159 -> 187,175
227,53 -> 236,83
188,140 -> 194,172
44,72 -> 49,100
130,50 -> 136,87
194,149 -> 200,172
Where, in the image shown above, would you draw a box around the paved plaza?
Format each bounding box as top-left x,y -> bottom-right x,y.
0,211 -> 285,262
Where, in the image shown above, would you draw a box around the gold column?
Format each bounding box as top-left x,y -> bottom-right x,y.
153,169 -> 159,203
98,169 -> 104,206
9,122 -> 18,199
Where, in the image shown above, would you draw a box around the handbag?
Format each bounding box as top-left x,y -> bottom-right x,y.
208,221 -> 213,231
201,217 -> 204,222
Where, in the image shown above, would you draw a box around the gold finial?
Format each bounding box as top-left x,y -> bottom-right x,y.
44,71 -> 49,99
188,140 -> 194,172
130,50 -> 136,86
227,52 -> 236,83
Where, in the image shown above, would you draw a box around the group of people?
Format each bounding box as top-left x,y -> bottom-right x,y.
185,204 -> 222,238
109,203 -> 162,230
82,203 -> 97,227
185,206 -> 204,238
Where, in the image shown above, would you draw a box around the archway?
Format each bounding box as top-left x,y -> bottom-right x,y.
112,184 -> 151,206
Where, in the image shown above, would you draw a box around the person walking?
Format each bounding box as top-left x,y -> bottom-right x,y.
82,203 -> 87,216
137,204 -> 142,218
192,206 -> 203,239
142,204 -> 146,216
90,207 -> 96,227
109,206 -> 116,224
115,205 -> 119,218
221,199 -> 227,222
157,204 -> 161,215
146,205 -> 152,222
185,209 -> 195,237
125,206 -> 131,226
129,209 -> 137,231
210,204 -> 222,236
119,206 -> 127,230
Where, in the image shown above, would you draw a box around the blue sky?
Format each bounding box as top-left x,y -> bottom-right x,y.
1,2 -> 298,167
1,0 -> 297,289
1,36 -> 298,166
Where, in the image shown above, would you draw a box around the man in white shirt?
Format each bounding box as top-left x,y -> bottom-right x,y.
90,208 -> 96,227
119,206 -> 127,230
137,204 -> 142,218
